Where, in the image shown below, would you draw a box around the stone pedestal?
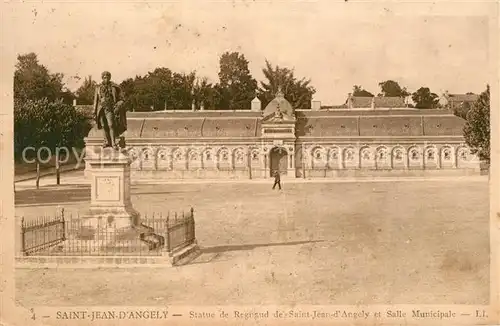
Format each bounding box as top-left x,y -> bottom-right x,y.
82,148 -> 138,225
57,146 -> 201,264
76,147 -> 156,252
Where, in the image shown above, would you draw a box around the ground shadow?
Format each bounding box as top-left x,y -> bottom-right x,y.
15,184 -> 193,206
188,240 -> 325,265
201,240 -> 325,254
15,185 -> 91,206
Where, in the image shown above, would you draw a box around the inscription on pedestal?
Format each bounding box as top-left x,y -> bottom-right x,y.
95,177 -> 120,201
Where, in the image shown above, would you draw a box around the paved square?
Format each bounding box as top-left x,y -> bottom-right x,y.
15,178 -> 489,305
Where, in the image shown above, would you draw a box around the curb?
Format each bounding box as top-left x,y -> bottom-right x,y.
15,175 -> 488,189
131,176 -> 488,185
15,256 -> 178,268
15,263 -> 177,269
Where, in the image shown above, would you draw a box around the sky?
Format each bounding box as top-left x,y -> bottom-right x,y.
2,1 -> 493,105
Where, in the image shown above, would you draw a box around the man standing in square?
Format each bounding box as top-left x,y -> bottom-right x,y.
272,170 -> 281,190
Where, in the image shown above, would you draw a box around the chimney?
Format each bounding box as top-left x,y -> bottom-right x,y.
251,97 -> 261,112
347,93 -> 353,109
311,99 -> 321,111
371,97 -> 375,109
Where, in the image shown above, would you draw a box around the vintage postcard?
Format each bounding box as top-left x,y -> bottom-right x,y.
0,0 -> 498,325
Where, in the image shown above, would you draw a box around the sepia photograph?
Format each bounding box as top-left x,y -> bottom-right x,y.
0,1 -> 498,325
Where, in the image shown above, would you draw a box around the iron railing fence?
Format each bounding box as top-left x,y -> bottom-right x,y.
19,208 -> 196,256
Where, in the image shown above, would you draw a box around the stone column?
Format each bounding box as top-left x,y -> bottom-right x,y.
183,148 -> 188,171
452,146 -> 457,168
169,151 -> 174,171
287,146 -> 295,177
230,148 -> 234,170
247,148 -> 252,179
302,144 -> 309,178
263,152 -> 268,179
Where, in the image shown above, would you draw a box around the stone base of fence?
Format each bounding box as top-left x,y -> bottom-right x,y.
15,244 -> 201,268
162,241 -> 200,266
15,255 -> 174,268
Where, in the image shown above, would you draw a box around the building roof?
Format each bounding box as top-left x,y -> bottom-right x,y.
297,109 -> 448,117
447,94 -> 479,102
349,96 -> 406,108
129,110 -> 262,118
88,116 -> 261,139
84,102 -> 465,141
296,114 -> 465,137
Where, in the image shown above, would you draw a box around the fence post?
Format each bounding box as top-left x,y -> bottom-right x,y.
18,217 -> 26,256
191,207 -> 195,242
61,210 -> 66,241
166,212 -> 171,252
58,206 -> 66,241
185,209 -> 189,245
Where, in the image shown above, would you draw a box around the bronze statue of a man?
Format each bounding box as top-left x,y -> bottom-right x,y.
93,71 -> 127,149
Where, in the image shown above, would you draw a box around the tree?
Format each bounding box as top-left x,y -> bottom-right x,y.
14,53 -> 65,102
258,60 -> 316,110
217,52 -> 257,110
75,76 -> 98,105
378,80 -> 410,97
463,85 -> 490,162
14,99 -> 92,188
119,68 -> 197,111
411,87 -> 439,109
193,77 -> 218,110
119,77 -> 137,111
453,101 -> 472,120
352,85 -> 374,97
170,71 -> 196,109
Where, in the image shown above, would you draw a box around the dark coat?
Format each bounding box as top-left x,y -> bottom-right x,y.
93,83 -> 127,136
274,172 -> 281,182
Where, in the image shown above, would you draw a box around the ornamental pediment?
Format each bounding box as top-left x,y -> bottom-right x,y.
261,111 -> 296,124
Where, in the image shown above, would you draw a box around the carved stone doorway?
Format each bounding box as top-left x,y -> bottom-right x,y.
270,147 -> 288,176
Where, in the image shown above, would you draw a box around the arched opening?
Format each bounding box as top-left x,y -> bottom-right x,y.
270,147 -> 288,177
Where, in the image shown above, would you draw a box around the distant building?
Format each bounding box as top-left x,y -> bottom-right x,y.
83,90 -> 481,180
345,93 -> 410,110
439,92 -> 479,111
